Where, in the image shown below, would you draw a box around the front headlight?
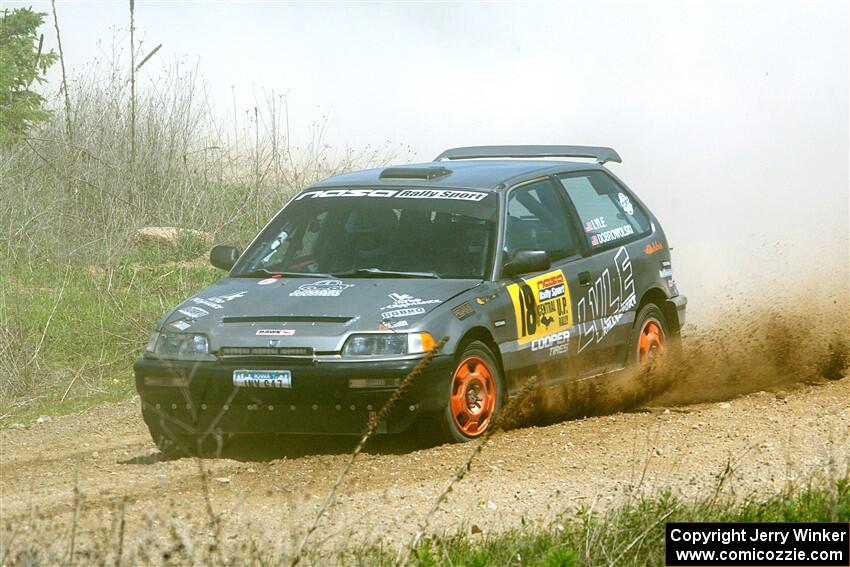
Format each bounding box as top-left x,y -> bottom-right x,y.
151,332 -> 214,361
342,332 -> 436,357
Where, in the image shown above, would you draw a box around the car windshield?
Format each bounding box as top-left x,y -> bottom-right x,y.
233,188 -> 499,279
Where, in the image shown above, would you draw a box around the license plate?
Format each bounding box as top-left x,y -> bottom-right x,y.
232,369 -> 291,389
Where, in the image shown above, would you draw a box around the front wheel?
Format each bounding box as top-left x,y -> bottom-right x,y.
147,421 -> 225,458
435,341 -> 503,443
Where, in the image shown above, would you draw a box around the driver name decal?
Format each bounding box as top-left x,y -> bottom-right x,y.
576,247 -> 636,352
507,270 -> 573,346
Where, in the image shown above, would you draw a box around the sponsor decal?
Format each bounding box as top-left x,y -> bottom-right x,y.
295,188 -> 487,202
493,320 -> 506,328
590,224 -> 634,247
170,319 -> 191,331
395,189 -> 487,201
577,247 -> 637,352
178,306 -> 209,319
644,241 -> 663,255
382,307 -> 425,320
618,192 -> 635,215
379,319 -> 409,330
192,291 -> 247,309
256,329 -> 296,336
507,270 -> 573,345
258,277 -> 279,286
584,216 -> 607,233
476,292 -> 498,305
531,330 -> 570,357
380,293 -> 440,311
451,302 -> 475,321
180,290 -> 247,319
289,280 -> 354,297
659,267 -> 673,279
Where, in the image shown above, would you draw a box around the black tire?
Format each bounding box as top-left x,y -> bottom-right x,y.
435,340 -> 504,444
147,421 -> 225,458
628,303 -> 670,370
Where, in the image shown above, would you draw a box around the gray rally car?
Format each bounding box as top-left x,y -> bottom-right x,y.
135,145 -> 686,451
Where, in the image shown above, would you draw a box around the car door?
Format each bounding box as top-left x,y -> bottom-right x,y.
498,178 -> 587,387
555,170 -> 654,375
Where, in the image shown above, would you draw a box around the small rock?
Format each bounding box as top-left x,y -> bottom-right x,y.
486,500 -> 497,510
214,477 -> 232,484
719,402 -> 731,409
36,415 -> 51,424
470,524 -> 482,534
8,423 -> 25,430
91,451 -> 99,458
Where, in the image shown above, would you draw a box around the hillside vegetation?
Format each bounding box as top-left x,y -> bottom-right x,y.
0,46 -> 401,421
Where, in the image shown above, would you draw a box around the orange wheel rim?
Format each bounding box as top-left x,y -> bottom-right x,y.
450,356 -> 496,437
638,318 -> 666,369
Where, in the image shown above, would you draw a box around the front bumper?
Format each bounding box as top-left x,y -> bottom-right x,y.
670,294 -> 687,329
134,354 -> 454,435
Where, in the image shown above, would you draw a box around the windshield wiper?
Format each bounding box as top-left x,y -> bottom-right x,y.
331,268 -> 441,279
234,268 -> 334,278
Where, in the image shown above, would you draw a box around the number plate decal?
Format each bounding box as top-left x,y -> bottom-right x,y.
233,369 -> 292,388
507,270 -> 573,345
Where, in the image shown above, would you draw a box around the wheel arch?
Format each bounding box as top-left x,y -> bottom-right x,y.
455,326 -> 505,374
636,286 -> 681,337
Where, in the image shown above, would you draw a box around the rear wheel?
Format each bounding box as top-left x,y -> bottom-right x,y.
436,341 -> 503,443
629,304 -> 669,370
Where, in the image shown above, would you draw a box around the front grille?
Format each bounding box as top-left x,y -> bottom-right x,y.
219,346 -> 314,357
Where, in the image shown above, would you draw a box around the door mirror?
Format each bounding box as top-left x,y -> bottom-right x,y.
502,250 -> 550,277
210,245 -> 241,271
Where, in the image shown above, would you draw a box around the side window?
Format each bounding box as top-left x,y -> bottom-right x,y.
557,171 -> 650,249
259,211 -> 328,270
505,179 -> 578,262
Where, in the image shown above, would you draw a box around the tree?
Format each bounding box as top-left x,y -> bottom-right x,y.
0,8 -> 58,146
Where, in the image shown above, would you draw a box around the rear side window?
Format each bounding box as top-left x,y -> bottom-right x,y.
505,179 -> 578,262
557,171 -> 650,249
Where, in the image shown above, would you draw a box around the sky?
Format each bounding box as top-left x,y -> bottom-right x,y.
6,0 -> 850,321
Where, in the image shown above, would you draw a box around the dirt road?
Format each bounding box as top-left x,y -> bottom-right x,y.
2,376 -> 847,563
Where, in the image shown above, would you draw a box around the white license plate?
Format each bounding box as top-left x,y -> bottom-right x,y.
232,369 -> 291,389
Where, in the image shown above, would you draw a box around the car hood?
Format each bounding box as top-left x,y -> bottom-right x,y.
161,276 -> 481,352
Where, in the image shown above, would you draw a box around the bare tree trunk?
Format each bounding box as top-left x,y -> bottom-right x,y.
129,0 -> 136,166
50,0 -> 72,144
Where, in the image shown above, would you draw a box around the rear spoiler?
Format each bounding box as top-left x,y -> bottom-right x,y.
434,145 -> 621,164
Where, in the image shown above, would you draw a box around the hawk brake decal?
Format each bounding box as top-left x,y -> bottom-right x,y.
507,270 -> 572,346
576,247 -> 636,352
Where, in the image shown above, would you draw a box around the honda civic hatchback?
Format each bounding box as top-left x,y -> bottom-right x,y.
134,145 -> 686,452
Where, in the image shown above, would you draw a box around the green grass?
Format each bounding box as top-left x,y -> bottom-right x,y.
346,479 -> 850,567
0,254 -> 220,423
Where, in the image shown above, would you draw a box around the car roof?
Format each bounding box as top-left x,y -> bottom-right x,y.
309,159 -> 608,192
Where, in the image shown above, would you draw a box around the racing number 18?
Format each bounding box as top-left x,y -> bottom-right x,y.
517,283 -> 537,337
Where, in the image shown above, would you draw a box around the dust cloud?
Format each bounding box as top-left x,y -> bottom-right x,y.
517,289 -> 848,428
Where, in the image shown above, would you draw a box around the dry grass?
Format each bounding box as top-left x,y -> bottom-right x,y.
0,38 -> 406,410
